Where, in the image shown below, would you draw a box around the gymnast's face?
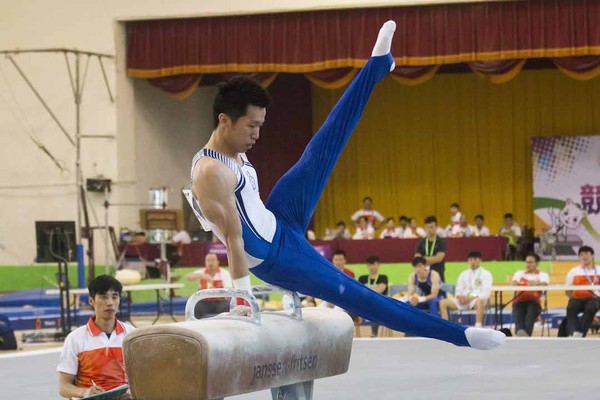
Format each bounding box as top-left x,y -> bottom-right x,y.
223,105 -> 266,153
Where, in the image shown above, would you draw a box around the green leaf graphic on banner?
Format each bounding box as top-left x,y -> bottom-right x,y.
533,197 -> 565,210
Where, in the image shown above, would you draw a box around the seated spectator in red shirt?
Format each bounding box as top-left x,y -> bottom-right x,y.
185,252 -> 233,318
511,252 -> 549,337
57,275 -> 134,399
565,246 -> 600,337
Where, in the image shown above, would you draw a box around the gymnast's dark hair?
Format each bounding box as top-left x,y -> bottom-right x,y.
88,275 -> 123,297
213,75 -> 272,128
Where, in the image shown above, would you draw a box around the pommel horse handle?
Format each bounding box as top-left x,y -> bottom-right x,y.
184,285 -> 303,324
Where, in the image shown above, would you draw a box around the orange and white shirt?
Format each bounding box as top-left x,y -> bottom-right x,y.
565,265 -> 600,299
193,267 -> 232,290
512,270 -> 550,304
57,317 -> 135,390
193,267 -> 232,301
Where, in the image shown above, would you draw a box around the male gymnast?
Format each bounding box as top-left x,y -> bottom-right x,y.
188,21 -> 505,350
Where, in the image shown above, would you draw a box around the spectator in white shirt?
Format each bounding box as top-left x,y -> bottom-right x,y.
353,216 -> 376,240
450,214 -> 473,237
450,202 -> 462,226
439,251 -> 493,327
471,214 -> 491,237
398,215 -> 409,237
380,217 -> 402,239
351,196 -> 384,229
403,217 -> 426,239
323,221 -> 352,240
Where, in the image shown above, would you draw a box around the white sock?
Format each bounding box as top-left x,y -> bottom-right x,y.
371,20 -> 396,71
475,322 -> 482,328
465,327 -> 506,350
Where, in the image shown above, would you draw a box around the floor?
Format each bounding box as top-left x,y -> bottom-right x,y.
2,336 -> 599,399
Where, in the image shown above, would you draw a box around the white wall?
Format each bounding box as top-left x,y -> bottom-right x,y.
0,0 -> 492,265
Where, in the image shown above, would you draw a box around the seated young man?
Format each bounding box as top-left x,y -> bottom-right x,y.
358,255 -> 389,337
57,275 -> 134,399
565,245 -> 600,337
439,251 -> 493,327
512,252 -> 549,336
403,256 -> 443,316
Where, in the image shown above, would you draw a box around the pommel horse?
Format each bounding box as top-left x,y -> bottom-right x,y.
123,286 -> 354,400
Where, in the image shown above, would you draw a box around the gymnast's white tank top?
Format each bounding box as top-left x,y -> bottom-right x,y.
185,148 -> 277,268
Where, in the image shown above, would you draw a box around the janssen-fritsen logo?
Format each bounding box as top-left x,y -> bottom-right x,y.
251,354 -> 318,385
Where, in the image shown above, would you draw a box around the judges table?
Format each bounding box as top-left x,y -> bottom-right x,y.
123,236 -> 508,265
47,283 -> 184,326
490,285 -> 599,331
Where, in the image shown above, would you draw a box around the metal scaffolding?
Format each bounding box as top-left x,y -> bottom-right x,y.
0,48 -> 115,284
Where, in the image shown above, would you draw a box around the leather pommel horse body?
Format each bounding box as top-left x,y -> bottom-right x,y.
123,286 -> 354,400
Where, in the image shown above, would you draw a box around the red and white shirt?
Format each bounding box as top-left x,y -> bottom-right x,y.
565,265 -> 600,299
512,270 -> 550,304
57,317 -> 135,390
193,267 -> 232,301
193,267 -> 232,290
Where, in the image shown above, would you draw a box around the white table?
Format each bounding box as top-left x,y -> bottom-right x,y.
47,283 -> 185,326
490,285 -> 600,331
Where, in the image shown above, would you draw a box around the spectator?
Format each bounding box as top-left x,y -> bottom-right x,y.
471,215 -> 491,237
444,202 -> 462,235
185,253 -> 232,318
511,252 -> 549,337
323,221 -> 351,240
564,246 -> 600,337
405,256 -> 443,316
403,217 -> 426,239
351,196 -> 384,229
414,216 -> 447,282
57,275 -> 134,399
358,256 -> 389,337
353,216 -> 375,240
499,213 -> 522,260
450,214 -> 473,237
398,215 -> 409,237
380,217 -> 402,239
439,251 -> 492,328
450,202 -> 462,226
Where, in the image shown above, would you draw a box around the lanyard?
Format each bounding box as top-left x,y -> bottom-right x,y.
468,268 -> 482,293
425,238 -> 437,257
368,274 -> 379,286
582,266 -> 598,285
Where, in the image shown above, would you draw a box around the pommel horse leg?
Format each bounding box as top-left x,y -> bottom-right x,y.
123,285 -> 354,400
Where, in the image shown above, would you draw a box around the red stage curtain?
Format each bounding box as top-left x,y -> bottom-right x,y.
127,1 -> 600,77
552,56 -> 600,80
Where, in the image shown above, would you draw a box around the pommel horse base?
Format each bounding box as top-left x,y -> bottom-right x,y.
123,286 -> 354,400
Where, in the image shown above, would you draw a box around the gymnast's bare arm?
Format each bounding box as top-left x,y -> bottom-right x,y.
192,157 -> 249,280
